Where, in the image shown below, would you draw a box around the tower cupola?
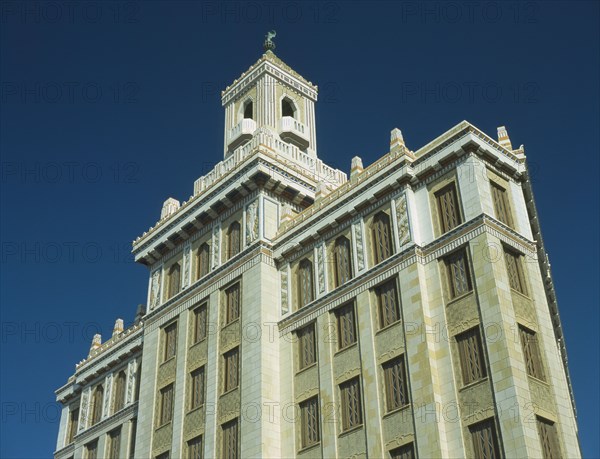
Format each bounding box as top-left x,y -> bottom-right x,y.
221,31 -> 318,158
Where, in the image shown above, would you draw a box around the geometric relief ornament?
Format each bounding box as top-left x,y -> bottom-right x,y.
150,268 -> 161,310
245,199 -> 259,245
353,220 -> 366,272
280,268 -> 289,314
126,358 -> 137,405
103,373 -> 113,419
212,223 -> 221,269
182,246 -> 190,289
317,243 -> 326,294
78,387 -> 91,432
395,192 -> 412,246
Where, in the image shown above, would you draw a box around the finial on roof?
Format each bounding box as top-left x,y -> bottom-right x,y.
497,126 -> 513,150
135,304 -> 145,325
263,30 -> 276,52
161,197 -> 180,220
390,128 -> 406,153
281,204 -> 295,223
351,156 -> 364,179
89,334 -> 101,356
315,181 -> 330,200
112,318 -> 124,337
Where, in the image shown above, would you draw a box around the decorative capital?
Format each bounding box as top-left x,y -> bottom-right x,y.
263,30 -> 276,52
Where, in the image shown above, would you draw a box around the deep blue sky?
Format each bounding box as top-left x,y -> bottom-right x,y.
1,1 -> 598,457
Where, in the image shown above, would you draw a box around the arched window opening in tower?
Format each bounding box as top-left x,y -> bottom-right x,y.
243,100 -> 253,120
282,98 -> 295,118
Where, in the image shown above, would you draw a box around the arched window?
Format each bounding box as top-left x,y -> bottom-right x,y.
167,263 -> 181,298
243,100 -> 253,120
113,370 -> 126,413
282,98 -> 295,118
91,384 -> 104,425
298,259 -> 314,308
334,236 -> 353,287
227,222 -> 241,259
372,212 -> 392,264
197,243 -> 210,279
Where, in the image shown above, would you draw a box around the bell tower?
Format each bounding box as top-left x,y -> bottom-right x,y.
221,31 -> 318,157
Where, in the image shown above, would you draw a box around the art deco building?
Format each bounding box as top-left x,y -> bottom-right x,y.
54,38 -> 581,459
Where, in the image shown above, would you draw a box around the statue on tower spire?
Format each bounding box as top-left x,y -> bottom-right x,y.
263,30 -> 276,52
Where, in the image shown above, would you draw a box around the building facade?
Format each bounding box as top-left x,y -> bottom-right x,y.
54,43 -> 581,459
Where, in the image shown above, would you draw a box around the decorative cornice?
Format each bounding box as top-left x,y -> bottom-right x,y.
221,51 -> 317,106
144,243 -> 274,331
55,329 -> 144,403
276,121 -> 525,239
277,214 -> 536,335
132,138 -> 345,262
53,442 -> 74,459
72,402 -> 138,445
75,323 -> 143,371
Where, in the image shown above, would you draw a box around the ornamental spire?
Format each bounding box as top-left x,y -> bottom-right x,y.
263,30 -> 276,52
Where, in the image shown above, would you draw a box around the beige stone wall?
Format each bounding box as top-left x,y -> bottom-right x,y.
276,221 -> 579,459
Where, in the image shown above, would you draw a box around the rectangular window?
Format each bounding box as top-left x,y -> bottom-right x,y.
227,222 -> 241,259
192,303 -> 208,344
156,452 -> 170,459
469,418 -> 501,459
163,322 -> 178,362
300,397 -> 320,448
298,259 -> 314,307
222,418 -> 239,459
67,407 -> 79,444
383,355 -> 409,411
537,416 -> 561,459
340,377 -> 363,431
504,248 -> 528,295
373,212 -> 393,264
197,243 -> 210,279
223,348 -> 239,393
129,419 -> 137,459
91,385 -> 104,426
336,303 -> 357,350
390,443 -> 416,459
188,435 -> 203,459
491,182 -> 513,227
167,263 -> 181,298
334,236 -> 353,286
436,183 -> 462,233
445,249 -> 472,299
519,325 -> 545,381
85,440 -> 98,459
113,371 -> 126,413
297,324 -> 316,370
375,280 -> 400,328
456,327 -> 487,385
107,428 -> 121,459
224,283 -> 240,325
190,367 -> 205,410
159,384 -> 174,426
